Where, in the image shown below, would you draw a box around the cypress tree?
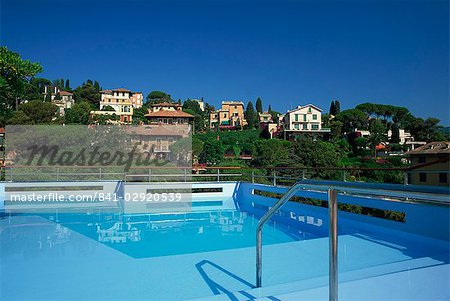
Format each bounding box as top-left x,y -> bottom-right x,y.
245,101 -> 256,129
65,79 -> 70,90
329,101 -> 336,116
255,97 -> 263,113
390,122 -> 400,144
335,100 -> 341,114
94,81 -> 100,91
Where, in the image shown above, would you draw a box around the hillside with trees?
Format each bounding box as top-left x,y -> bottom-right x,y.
1,46 -> 448,185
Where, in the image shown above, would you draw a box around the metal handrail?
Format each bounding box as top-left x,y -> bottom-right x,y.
255,182 -> 450,300
255,184 -> 339,300
256,183 -> 307,287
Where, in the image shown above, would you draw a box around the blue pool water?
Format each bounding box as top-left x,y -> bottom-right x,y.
1,195 -> 449,300
50,210 -> 319,258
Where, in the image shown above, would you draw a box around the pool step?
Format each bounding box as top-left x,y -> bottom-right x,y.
189,253 -> 450,301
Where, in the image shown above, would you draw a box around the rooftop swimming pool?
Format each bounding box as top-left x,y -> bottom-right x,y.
1,181 -> 449,300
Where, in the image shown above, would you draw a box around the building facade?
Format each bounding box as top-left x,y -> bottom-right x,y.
283,104 -> 330,137
209,101 -> 247,129
258,111 -> 273,124
145,103 -> 194,125
96,88 -> 144,123
126,124 -> 190,160
407,141 -> 450,186
129,92 -> 144,109
43,85 -> 74,115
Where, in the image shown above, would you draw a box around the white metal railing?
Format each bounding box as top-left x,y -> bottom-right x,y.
255,182 -> 450,301
2,167 -> 242,183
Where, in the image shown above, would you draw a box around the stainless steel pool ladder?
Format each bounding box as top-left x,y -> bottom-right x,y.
255,183 -> 339,301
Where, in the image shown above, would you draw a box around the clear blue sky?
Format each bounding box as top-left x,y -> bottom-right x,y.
1,0 -> 449,124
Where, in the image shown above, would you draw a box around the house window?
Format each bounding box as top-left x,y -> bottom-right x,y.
295,114 -> 299,122
303,114 -> 307,121
312,124 -> 319,130
439,173 -> 448,183
419,173 -> 427,182
294,124 -> 299,130
312,114 -> 317,120
418,156 -> 426,163
308,108 -> 312,113
302,124 -> 308,130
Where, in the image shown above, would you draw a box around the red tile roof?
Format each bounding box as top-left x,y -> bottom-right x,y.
59,91 -> 73,96
145,110 -> 194,118
113,88 -> 131,92
151,102 -> 181,107
126,125 -> 188,136
0,127 -> 5,134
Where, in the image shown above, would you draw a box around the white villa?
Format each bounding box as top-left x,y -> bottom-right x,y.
283,104 -> 330,136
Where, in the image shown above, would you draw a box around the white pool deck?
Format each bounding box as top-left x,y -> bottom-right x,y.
1,215 -> 449,301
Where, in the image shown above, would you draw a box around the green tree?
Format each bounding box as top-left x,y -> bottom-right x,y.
335,109 -> 368,133
0,47 -> 43,125
335,100 -> 341,114
183,99 -> 206,131
6,110 -> 33,124
74,81 -> 101,108
390,122 -> 400,144
101,105 -> 115,111
65,79 -> 70,90
289,138 -> 341,179
253,139 -> 290,166
356,103 -> 409,122
184,108 -> 204,133
244,101 -> 256,129
192,137 -> 204,158
22,81 -> 41,101
329,101 -> 337,116
45,91 -> 52,102
353,137 -> 369,156
330,120 -> 343,141
199,139 -> 224,165
132,106 -> 149,124
368,119 -> 387,156
19,100 -> 58,123
183,99 -> 203,115
146,91 -> 171,104
255,97 -> 263,113
94,81 -> 100,91
64,101 -> 93,124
